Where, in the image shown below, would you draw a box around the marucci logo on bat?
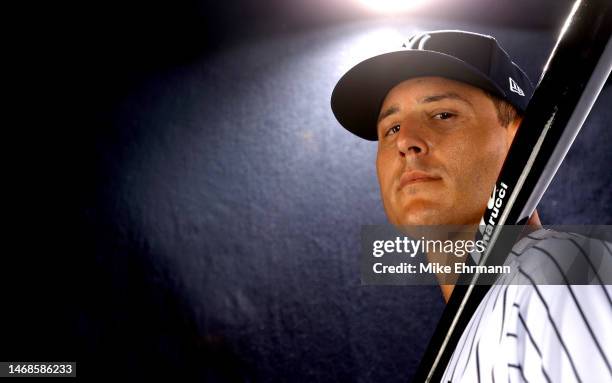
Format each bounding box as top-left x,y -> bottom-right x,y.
479,182 -> 509,246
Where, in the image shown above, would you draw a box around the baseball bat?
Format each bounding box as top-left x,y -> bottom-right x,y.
412,0 -> 612,381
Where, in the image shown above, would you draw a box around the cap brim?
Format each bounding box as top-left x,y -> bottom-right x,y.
330,49 -> 508,141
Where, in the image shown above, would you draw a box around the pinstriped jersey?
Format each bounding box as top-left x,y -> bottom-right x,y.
441,229 -> 612,383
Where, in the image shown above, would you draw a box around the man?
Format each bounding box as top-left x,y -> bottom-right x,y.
331,30 -> 611,382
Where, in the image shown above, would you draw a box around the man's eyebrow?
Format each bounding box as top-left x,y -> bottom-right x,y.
377,105 -> 400,123
420,92 -> 473,107
378,92 -> 473,123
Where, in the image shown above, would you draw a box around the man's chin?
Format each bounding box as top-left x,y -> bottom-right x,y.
394,215 -> 446,226
391,208 -> 480,227
391,211 -> 445,226
390,201 -> 447,226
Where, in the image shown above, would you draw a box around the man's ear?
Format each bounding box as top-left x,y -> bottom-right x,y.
505,116 -> 523,151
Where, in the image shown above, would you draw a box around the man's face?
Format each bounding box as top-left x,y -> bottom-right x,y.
376,76 -> 519,226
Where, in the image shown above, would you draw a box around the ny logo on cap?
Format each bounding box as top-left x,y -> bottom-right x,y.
402,33 -> 431,50
509,77 -> 525,96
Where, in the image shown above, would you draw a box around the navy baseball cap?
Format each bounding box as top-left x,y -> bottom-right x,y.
331,30 -> 534,141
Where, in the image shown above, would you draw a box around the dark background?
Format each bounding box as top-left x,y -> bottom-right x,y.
6,0 -> 611,381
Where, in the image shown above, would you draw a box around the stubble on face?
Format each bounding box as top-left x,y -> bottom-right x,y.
375,77 -> 515,227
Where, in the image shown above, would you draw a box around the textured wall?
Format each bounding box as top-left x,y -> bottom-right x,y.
10,15 -> 611,382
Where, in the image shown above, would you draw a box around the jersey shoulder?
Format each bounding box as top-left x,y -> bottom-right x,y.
507,228 -> 612,285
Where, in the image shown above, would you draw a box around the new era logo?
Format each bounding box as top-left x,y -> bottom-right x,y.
509,77 -> 525,96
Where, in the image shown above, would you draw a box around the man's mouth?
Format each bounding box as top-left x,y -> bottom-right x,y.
399,170 -> 442,189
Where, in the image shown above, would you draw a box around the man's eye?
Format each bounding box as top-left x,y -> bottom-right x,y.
385,125 -> 400,136
433,112 -> 455,120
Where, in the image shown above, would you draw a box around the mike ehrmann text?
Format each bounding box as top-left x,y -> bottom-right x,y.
372,262 -> 512,274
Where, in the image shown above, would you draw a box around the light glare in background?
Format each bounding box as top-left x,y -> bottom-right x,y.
358,0 -> 431,13
335,27 -> 407,73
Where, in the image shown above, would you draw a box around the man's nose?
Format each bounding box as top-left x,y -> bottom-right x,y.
396,121 -> 428,158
